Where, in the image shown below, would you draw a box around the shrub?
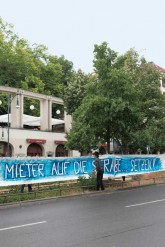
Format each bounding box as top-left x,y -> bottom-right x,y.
77,173 -> 96,190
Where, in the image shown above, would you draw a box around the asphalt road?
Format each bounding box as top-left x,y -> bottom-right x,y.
1,184 -> 165,247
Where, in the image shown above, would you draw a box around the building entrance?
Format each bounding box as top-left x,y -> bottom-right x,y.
56,144 -> 68,157
0,142 -> 12,157
27,143 -> 42,157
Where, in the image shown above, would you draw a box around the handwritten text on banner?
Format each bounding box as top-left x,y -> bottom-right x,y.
0,155 -> 164,186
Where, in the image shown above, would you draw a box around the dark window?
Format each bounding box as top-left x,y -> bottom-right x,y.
56,144 -> 68,157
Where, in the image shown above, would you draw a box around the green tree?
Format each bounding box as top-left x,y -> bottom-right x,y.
66,42 -> 164,154
63,69 -> 91,115
113,50 -> 164,153
0,17 -> 74,114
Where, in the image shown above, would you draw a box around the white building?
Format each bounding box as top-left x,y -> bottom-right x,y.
149,62 -> 165,93
0,86 -> 79,157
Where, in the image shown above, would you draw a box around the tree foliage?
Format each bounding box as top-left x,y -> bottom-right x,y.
63,69 -> 91,115
1,17 -> 165,155
0,17 -> 73,114
66,42 -> 164,154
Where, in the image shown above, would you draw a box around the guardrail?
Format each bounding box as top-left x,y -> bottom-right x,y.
1,175 -> 165,205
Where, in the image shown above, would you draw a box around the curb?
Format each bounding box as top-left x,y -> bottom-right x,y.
0,182 -> 162,209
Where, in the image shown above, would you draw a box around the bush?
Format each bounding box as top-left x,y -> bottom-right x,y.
77,173 -> 96,190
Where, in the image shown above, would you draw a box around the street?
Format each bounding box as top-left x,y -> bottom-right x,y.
1,184 -> 165,247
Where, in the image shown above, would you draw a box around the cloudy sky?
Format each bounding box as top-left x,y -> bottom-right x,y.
0,0 -> 165,73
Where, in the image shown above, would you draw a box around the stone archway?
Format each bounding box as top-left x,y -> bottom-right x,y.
55,144 -> 68,157
27,143 -> 42,157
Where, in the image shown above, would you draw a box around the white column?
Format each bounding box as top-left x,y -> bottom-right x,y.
40,98 -> 52,131
64,111 -> 72,132
10,94 -> 24,128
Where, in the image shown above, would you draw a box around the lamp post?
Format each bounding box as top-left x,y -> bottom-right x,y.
0,93 -> 20,157
7,93 -> 10,156
7,93 -> 20,156
0,100 -> 3,142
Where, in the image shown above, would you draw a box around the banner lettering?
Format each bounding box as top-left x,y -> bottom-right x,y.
0,155 -> 164,186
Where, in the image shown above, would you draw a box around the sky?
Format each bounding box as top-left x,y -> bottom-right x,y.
0,0 -> 165,73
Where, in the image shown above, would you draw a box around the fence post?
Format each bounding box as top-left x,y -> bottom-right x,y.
139,177 -> 141,186
59,188 -> 62,196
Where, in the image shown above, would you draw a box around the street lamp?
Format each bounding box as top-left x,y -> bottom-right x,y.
0,93 -> 20,157
56,109 -> 60,115
7,93 -> 20,156
30,105 -> 35,110
0,100 -> 4,141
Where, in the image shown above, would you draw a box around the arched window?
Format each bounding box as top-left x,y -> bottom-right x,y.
27,143 -> 42,156
55,144 -> 68,157
0,142 -> 12,157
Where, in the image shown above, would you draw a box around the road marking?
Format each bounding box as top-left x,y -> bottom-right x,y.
126,198 -> 165,208
0,221 -> 47,231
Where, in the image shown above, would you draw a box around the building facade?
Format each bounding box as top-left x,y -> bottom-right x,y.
0,86 -> 79,157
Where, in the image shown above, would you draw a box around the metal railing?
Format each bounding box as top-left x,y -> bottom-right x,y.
1,175 -> 165,205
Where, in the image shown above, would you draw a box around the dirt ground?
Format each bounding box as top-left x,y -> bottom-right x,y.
106,171 -> 165,190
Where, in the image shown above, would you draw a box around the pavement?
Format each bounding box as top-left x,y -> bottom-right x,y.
1,183 -> 165,246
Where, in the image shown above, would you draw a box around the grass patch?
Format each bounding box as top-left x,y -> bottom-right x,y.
1,171 -> 165,205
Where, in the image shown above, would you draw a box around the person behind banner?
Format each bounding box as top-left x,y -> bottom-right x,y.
20,184 -> 32,193
93,151 -> 104,191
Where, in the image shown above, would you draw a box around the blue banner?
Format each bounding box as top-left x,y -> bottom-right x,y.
0,155 -> 164,186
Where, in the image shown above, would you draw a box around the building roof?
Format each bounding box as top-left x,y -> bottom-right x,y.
155,64 -> 165,73
149,62 -> 165,73
0,114 -> 64,126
